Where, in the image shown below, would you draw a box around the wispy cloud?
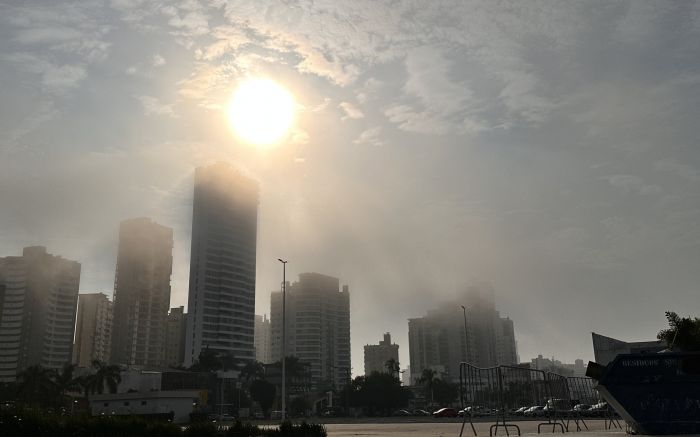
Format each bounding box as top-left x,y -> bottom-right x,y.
339,102 -> 364,120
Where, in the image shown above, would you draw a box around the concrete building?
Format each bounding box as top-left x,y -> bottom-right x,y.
110,218 -> 173,368
0,246 -> 81,381
254,314 -> 272,364
165,306 -> 187,368
529,355 -> 587,377
408,284 -> 517,383
270,273 -> 350,390
364,332 -> 399,375
185,163 -> 259,367
591,332 -> 665,366
73,292 -> 113,367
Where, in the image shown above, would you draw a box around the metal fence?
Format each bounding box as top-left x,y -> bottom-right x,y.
458,363 -> 619,437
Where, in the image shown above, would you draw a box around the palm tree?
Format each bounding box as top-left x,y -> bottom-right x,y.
52,363 -> 80,406
384,358 -> 400,378
89,360 -> 121,394
240,360 -> 265,383
16,365 -> 55,406
417,368 -> 437,405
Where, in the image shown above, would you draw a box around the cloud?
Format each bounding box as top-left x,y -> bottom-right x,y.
136,95 -> 176,117
353,126 -> 384,146
653,157 -> 700,182
339,102 -> 364,120
602,175 -> 662,196
152,54 -> 166,67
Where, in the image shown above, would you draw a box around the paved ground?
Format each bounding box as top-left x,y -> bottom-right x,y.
323,419 -> 627,437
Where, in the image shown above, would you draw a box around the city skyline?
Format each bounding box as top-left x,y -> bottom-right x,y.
2,1 -> 700,379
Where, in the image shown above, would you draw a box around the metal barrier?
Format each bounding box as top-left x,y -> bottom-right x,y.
458,363 -> 617,436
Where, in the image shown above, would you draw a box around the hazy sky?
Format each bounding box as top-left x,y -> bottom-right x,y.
1,1 -> 699,376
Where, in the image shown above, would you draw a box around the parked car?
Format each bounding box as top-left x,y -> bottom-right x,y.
433,408 -> 458,418
523,406 -> 545,417
217,414 -> 235,422
511,406 -> 529,416
588,402 -> 609,417
393,409 -> 412,416
413,409 -> 431,416
572,404 -> 591,415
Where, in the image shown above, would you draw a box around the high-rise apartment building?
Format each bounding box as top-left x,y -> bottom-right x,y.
164,306 -> 187,368
110,218 -> 173,368
364,332 -> 399,375
73,292 -> 113,367
254,314 -> 272,364
270,273 -> 350,390
185,163 -> 259,366
408,284 -> 517,383
0,246 -> 81,381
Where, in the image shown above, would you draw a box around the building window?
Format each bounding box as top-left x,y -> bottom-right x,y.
103,402 -> 109,407
141,400 -> 147,406
123,401 -> 130,406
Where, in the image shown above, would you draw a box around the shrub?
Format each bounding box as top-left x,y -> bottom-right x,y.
264,421 -> 326,437
226,419 -> 261,437
183,421 -> 220,437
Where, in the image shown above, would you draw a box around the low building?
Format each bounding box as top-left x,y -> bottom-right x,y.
529,355 -> 587,377
591,332 -> 665,366
89,390 -> 203,423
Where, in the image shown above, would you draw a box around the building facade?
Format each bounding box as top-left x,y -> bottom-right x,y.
165,306 -> 187,368
591,332 -> 665,366
0,246 -> 81,381
185,163 -> 259,366
110,218 -> 173,368
408,284 -> 517,383
254,314 -> 272,364
270,273 -> 350,390
529,355 -> 587,377
364,332 -> 399,375
73,292 -> 113,367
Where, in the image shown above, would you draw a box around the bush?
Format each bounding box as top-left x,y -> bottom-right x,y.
183,421 -> 219,437
226,419 -> 261,437
264,421 -> 326,437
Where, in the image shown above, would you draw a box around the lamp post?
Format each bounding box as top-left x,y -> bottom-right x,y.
461,305 -> 469,364
278,258 -> 288,422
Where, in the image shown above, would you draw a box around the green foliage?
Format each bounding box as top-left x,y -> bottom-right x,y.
265,421 -> 326,437
226,420 -> 261,437
189,349 -> 239,372
657,311 -> 700,352
90,360 -> 122,394
431,379 -> 458,405
16,365 -> 56,406
184,421 -> 219,437
341,372 -> 410,416
249,379 -> 276,417
0,413 -> 326,437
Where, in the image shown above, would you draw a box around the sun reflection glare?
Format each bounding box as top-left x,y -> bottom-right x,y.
227,78 -> 295,146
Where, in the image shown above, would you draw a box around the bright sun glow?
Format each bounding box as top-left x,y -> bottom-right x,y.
227,78 -> 295,146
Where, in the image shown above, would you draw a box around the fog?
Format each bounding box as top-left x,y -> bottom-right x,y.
1,1 -> 700,376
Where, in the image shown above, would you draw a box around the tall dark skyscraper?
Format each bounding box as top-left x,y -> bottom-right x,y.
110,218 -> 173,368
0,247 -> 80,381
185,163 -> 259,366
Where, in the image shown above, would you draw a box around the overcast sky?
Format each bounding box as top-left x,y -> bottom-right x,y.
1,1 -> 699,376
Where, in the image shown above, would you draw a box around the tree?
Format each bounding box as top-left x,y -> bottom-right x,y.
89,360 -> 121,394
417,368 -> 437,405
250,379 -> 276,417
657,311 -> 700,352
51,363 -> 80,407
384,358 -> 400,377
341,372 -> 410,416
16,365 -> 55,406
240,360 -> 265,383
432,379 -> 458,406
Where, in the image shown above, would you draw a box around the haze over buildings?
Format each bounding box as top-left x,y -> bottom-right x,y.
271,273 -> 351,390
254,314 -> 272,364
110,218 -> 173,369
2,1 -> 700,373
364,332 -> 399,376
185,163 -> 259,366
408,285 -> 517,383
0,247 -> 80,381
165,306 -> 187,368
73,292 -> 113,367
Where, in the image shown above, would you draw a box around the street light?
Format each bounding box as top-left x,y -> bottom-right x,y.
461,305 -> 469,364
278,258 -> 288,422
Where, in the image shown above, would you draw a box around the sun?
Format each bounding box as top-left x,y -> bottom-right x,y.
227,78 -> 295,146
